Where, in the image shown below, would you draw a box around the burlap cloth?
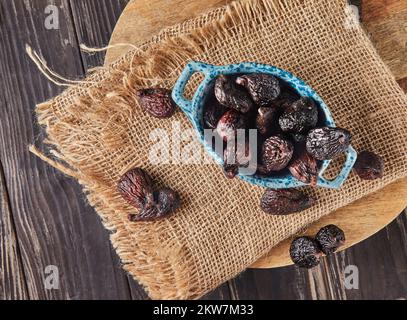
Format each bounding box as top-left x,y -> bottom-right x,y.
33,0 -> 407,299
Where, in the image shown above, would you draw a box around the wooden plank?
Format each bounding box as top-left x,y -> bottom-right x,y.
340,211 -> 407,299
68,0 -> 151,300
0,0 -> 132,299
201,283 -> 231,300
230,253 -> 348,300
0,160 -> 29,300
69,0 -> 130,70
229,267 -> 312,300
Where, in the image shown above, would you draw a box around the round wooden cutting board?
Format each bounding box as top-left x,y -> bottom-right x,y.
105,0 -> 407,268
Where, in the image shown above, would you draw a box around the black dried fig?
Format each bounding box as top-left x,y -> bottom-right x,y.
214,75 -> 254,113
353,151 -> 384,180
261,136 -> 294,171
279,97 -> 318,133
216,110 -> 247,141
117,168 -> 154,210
315,224 -> 345,255
306,127 -> 352,160
290,236 -> 322,269
223,139 -> 252,179
288,150 -> 318,186
260,188 -> 315,215
203,100 -> 228,129
272,91 -> 299,109
256,107 -> 279,136
136,88 -> 177,118
236,73 -> 281,107
129,188 -> 181,222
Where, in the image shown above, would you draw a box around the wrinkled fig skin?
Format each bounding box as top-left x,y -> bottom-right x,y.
306,127 -> 352,160
130,188 -> 181,222
216,110 -> 247,141
260,188 -> 316,215
272,91 -> 299,109
214,75 -> 254,113
315,225 -> 345,255
288,150 -> 318,186
119,168 -> 181,222
117,168 -> 154,210
279,97 -> 318,133
261,136 -> 294,172
236,73 -> 281,107
223,140 -> 252,179
136,88 -> 177,118
291,133 -> 307,144
203,100 -> 227,129
353,151 -> 384,180
256,107 -> 279,136
290,236 -> 322,269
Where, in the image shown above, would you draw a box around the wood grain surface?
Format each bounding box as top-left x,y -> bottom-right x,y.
104,0 -> 407,269
1,0 -> 407,300
0,0 -> 135,300
0,162 -> 28,299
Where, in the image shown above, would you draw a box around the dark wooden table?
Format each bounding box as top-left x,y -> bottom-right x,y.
1,0 -> 407,300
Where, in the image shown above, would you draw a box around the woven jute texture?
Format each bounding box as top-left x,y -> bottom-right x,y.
34,0 -> 407,299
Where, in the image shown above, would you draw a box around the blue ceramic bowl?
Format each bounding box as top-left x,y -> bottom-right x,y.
172,61 -> 357,189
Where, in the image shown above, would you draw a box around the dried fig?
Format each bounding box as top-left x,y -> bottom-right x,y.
260,188 -> 315,215
290,237 -> 322,269
203,100 -> 227,129
315,225 -> 345,255
288,150 -> 318,186
117,168 -> 154,209
129,188 -> 181,222
136,88 -> 177,118
306,127 -> 352,160
261,136 -> 294,171
272,91 -> 299,109
279,97 -> 318,133
236,73 -> 281,107
353,151 -> 384,180
223,139 -> 253,179
256,107 -> 279,136
216,110 -> 247,141
214,75 -> 254,113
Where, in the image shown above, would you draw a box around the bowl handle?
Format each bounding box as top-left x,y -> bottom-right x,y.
172,61 -> 215,114
317,146 -> 358,189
